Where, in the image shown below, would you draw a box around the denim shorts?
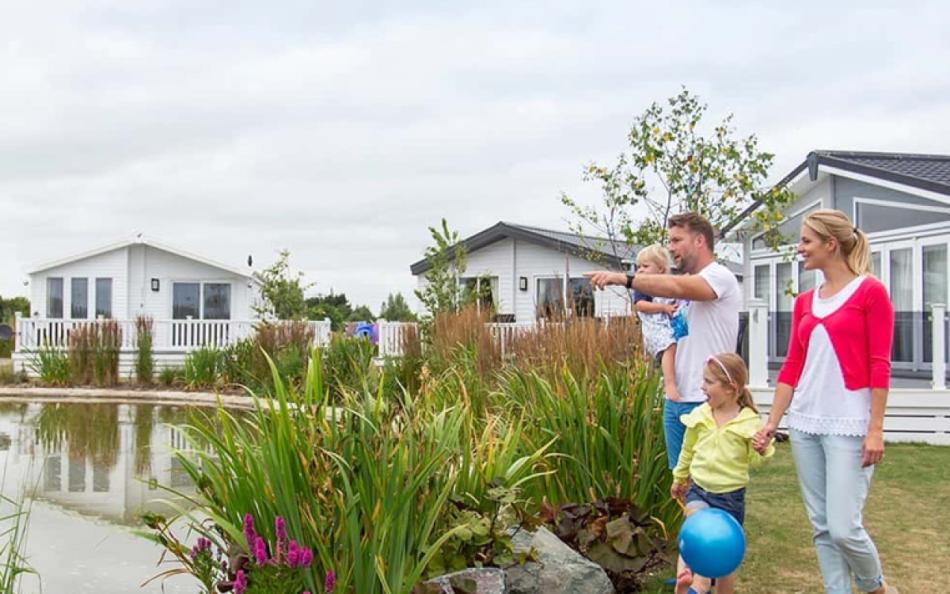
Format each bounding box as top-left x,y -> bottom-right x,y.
685,483 -> 746,526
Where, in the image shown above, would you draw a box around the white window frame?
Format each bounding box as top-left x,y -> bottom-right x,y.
170,280 -> 234,320
853,197 -> 950,240
533,274 -> 566,317
69,277 -> 90,320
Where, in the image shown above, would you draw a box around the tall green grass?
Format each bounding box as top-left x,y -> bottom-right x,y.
155,308 -> 672,593
28,345 -> 70,386
135,316 -> 154,384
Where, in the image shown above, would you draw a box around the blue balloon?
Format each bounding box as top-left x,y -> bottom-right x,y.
677,508 -> 746,578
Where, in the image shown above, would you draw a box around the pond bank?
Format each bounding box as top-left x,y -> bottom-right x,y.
0,385 -> 253,409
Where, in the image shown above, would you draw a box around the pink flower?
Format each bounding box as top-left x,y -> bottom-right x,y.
287,540 -> 300,568
254,535 -> 268,565
243,514 -> 256,549
324,569 -> 336,593
234,570 -> 248,594
299,546 -> 313,567
275,516 -> 287,562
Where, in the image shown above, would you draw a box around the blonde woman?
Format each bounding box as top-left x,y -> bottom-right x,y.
753,209 -> 898,594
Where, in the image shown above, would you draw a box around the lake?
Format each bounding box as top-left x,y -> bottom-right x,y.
0,401 -> 215,593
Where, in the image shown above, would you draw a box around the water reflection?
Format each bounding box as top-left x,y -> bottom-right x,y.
3,402 -> 200,525
0,401 -> 215,593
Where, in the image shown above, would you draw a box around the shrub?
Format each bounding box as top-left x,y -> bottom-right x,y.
321,334 -> 377,399
153,314 -> 672,594
28,345 -> 70,386
221,323 -> 316,395
65,321 -> 122,386
92,320 -> 121,386
159,366 -> 181,387
183,348 -> 225,390
136,316 -> 154,384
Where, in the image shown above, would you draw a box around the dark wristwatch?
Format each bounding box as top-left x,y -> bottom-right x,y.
625,272 -> 636,290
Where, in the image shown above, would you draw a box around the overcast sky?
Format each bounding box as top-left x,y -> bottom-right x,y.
2,1 -> 948,312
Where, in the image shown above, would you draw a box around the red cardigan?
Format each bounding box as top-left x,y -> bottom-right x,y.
776,277 -> 895,390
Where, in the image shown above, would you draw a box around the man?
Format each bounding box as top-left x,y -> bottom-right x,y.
586,212 -> 741,469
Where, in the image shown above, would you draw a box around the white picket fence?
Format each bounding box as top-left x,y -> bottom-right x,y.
13,315 -> 333,353
746,300 -> 950,445
376,316 -> 628,358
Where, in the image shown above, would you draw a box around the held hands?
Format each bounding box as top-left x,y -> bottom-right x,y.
670,480 -> 688,502
584,271 -> 626,290
862,429 -> 885,467
752,423 -> 776,455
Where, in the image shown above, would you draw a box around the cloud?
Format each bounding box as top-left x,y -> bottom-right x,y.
1,0 -> 949,312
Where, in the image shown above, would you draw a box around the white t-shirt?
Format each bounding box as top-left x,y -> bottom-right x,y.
787,275 -> 872,436
673,262 -> 742,403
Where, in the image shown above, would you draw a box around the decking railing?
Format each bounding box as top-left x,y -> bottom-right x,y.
13,315 -> 332,353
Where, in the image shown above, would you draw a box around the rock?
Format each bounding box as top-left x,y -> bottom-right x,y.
505,527 -> 614,594
422,567 -> 507,594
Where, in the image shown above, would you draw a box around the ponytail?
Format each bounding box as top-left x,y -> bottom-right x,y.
803,209 -> 871,276
738,386 -> 758,413
849,228 -> 872,276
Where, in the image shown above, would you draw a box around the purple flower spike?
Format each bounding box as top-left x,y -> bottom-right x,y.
324,569 -> 336,593
254,535 -> 268,565
300,547 -> 313,568
275,516 -> 287,562
234,570 -> 248,594
287,540 -> 300,568
243,513 -> 256,548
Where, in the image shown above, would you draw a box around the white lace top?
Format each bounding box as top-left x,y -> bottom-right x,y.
786,276 -> 872,437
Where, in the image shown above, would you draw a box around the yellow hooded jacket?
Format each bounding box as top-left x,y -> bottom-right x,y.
672,403 -> 775,493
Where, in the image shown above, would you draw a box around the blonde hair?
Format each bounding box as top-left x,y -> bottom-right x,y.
705,352 -> 757,413
635,244 -> 672,273
802,209 -> 871,276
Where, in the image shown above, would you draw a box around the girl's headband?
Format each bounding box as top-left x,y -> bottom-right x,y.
706,355 -> 735,387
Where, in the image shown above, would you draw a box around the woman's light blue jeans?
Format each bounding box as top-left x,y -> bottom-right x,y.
790,428 -> 885,593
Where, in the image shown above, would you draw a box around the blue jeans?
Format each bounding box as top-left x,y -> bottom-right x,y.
684,483 -> 746,526
790,429 -> 885,594
663,399 -> 703,469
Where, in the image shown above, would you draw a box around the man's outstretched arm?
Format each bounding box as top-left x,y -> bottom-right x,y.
584,271 -> 717,302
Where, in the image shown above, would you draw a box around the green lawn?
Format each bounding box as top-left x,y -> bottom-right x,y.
645,442 -> 950,593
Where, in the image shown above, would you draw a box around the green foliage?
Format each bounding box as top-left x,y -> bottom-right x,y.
347,305 -> 375,323
379,293 -> 417,322
0,491 -> 36,591
158,366 -> 181,387
183,348 -> 226,389
253,250 -> 313,321
0,296 -> 29,324
414,219 -> 468,325
320,334 -> 378,399
155,315 -> 672,593
425,486 -> 526,578
28,345 -> 70,386
561,87 -> 796,252
135,316 -> 154,384
0,296 -> 29,358
220,322 -> 315,394
306,292 -> 376,332
500,365 -> 674,526
64,321 -> 121,386
541,499 -> 668,591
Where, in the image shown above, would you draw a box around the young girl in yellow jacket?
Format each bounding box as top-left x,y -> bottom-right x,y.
671,352 -> 774,594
